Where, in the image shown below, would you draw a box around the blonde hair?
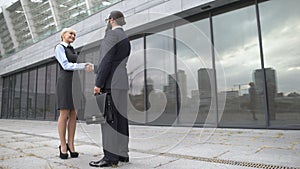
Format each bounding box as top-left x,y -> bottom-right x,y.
60,28 -> 76,41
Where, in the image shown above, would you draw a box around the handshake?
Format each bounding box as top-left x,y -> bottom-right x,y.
84,63 -> 94,73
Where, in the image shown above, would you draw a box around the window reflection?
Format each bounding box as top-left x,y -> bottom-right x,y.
20,72 -> 29,119
45,64 -> 57,120
127,38 -> 146,124
82,47 -> 100,96
36,67 -> 46,119
13,74 -> 21,118
1,77 -> 9,118
260,0 -> 300,126
8,76 -> 14,118
28,69 -> 37,119
176,18 -> 215,126
81,46 -> 100,120
146,29 -> 177,125
213,4 -> 266,126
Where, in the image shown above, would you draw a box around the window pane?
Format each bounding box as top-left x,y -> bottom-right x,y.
8,76 -> 14,118
213,5 -> 266,126
13,74 -> 21,118
146,29 -> 176,125
45,64 -> 57,120
127,38 -> 146,124
36,67 -> 46,119
28,69 -> 37,119
1,77 -> 9,118
176,18 -> 216,126
259,0 -> 300,127
81,46 -> 100,121
20,72 -> 28,119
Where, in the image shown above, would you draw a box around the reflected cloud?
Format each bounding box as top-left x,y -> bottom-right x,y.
288,67 -> 300,71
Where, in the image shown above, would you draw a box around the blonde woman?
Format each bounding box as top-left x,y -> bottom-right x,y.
54,28 -> 92,159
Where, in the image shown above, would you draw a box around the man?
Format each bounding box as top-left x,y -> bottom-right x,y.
89,11 -> 131,167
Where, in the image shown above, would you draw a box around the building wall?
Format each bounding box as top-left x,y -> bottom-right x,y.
0,0 -> 222,75
0,0 -> 300,129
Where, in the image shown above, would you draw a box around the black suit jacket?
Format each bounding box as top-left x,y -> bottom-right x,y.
95,28 -> 131,90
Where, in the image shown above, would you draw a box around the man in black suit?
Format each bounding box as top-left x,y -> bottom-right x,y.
89,11 -> 131,167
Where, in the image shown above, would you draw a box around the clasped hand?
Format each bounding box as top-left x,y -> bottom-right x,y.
83,63 -> 101,94
85,63 -> 94,72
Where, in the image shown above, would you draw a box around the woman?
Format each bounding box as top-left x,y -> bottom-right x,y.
54,28 -> 92,159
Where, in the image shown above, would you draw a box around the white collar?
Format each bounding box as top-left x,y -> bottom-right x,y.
60,42 -> 70,47
112,25 -> 122,30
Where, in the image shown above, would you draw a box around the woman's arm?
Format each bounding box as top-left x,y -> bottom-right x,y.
55,44 -> 86,70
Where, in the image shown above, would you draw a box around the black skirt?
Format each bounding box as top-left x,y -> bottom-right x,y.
56,72 -> 74,110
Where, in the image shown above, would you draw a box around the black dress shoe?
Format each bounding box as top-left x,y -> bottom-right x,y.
58,145 -> 68,159
89,159 -> 118,167
66,143 -> 79,158
89,157 -> 105,167
119,156 -> 129,162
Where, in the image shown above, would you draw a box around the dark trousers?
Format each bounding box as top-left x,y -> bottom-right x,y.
101,89 -> 129,162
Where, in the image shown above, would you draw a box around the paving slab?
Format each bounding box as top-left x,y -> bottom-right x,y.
0,157 -> 50,169
0,119 -> 300,169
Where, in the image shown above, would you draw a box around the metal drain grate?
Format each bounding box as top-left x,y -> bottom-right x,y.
132,149 -> 300,169
189,156 -> 299,169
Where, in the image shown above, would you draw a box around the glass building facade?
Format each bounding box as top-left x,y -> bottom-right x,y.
1,0 -> 300,129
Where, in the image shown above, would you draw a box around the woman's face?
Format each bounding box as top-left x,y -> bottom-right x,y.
62,31 -> 76,43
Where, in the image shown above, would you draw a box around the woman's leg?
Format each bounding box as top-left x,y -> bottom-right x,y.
67,109 -> 77,151
58,109 -> 70,153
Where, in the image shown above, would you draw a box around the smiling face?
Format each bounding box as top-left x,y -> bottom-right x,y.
61,30 -> 76,44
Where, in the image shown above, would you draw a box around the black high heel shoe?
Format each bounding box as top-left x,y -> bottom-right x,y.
66,143 -> 79,158
59,145 -> 68,159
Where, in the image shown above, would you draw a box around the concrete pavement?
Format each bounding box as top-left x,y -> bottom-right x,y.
0,119 -> 299,169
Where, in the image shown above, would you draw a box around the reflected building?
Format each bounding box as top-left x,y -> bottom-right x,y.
196,68 -> 214,118
164,70 -> 187,100
198,68 -> 214,99
254,68 -> 277,95
177,70 -> 187,99
254,68 -> 277,120
163,70 -> 187,116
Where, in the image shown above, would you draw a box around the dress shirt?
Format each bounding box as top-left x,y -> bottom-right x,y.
112,25 -> 122,30
55,42 -> 86,70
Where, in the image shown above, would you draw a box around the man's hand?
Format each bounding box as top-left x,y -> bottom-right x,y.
94,86 -> 101,94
